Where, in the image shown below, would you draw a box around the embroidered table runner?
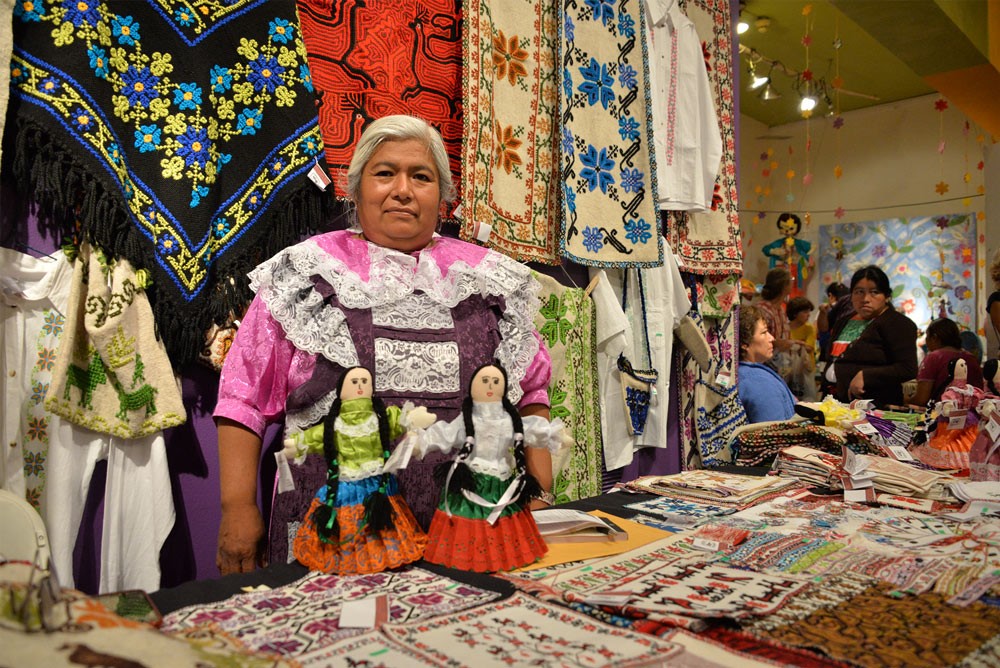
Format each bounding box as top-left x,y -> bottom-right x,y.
297,0 -> 463,212
9,0 -> 328,367
162,567 -> 500,661
460,0 -> 561,264
560,0 -> 663,267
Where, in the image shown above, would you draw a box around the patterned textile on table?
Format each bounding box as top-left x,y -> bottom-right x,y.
560,0 -> 663,267
625,495 -> 737,531
45,243 -> 186,437
661,0 -> 742,275
8,1 -> 329,367
296,0 -> 462,212
460,0 -> 561,264
381,592 -> 683,666
755,583 -> 1000,668
0,563 -> 291,668
562,560 -> 810,627
532,273 -> 602,503
161,567 -> 501,661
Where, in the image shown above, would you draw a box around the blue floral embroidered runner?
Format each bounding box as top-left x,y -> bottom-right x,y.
8,0 -> 330,366
559,0 -> 663,267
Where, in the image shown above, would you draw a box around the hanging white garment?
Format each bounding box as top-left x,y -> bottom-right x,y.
646,0 -> 723,212
588,270 -> 635,471
599,247 -> 689,452
1,247 -> 174,592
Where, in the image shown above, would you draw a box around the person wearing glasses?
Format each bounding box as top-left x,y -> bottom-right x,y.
824,265 -> 917,406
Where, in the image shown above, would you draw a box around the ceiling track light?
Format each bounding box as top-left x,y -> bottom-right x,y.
759,80 -> 781,101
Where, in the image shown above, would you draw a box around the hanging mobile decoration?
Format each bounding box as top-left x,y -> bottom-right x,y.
800,4 -> 814,221
935,98 -> 950,196
832,14 -> 845,219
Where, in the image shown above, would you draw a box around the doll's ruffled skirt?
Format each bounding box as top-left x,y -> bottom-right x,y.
422,473 -> 547,572
293,480 -> 426,574
911,424 -> 978,470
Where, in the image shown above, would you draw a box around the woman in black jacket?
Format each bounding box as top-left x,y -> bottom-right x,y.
825,265 -> 918,406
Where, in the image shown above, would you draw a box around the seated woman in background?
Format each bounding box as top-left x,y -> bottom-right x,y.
911,318 -> 984,407
826,265 -> 918,407
738,305 -> 797,423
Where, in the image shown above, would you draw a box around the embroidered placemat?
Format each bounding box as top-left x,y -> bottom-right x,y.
662,0 -> 742,275
382,592 -> 682,666
559,0 -> 662,267
533,273 -> 602,503
161,567 -> 500,659
9,1 -> 329,367
459,0 -> 561,264
297,0 -> 462,211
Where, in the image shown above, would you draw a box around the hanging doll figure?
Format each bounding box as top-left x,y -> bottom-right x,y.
761,212 -> 813,297
401,362 -> 562,572
287,366 -> 434,574
911,358 -> 985,470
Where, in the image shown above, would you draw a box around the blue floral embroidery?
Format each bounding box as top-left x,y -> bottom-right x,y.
583,226 -> 604,253
299,64 -> 314,93
14,0 -> 46,22
38,77 -> 61,95
121,65 -> 160,106
176,127 -> 211,168
134,124 -> 162,153
209,65 -> 232,93
561,126 -> 575,158
30,381 -> 49,406
618,11 -> 636,38
212,217 -> 231,238
269,18 -> 294,44
174,6 -> 196,27
107,142 -> 122,165
578,58 -> 614,110
158,234 -> 180,256
579,144 -> 615,194
268,157 -> 287,177
71,107 -> 93,131
299,135 -> 322,156
564,184 -> 577,214
64,0 -> 100,27
10,62 -> 28,85
618,63 -> 637,90
173,82 -> 202,110
564,13 -> 575,41
112,15 -> 141,47
584,0 -> 615,26
88,45 -> 109,79
190,184 -> 210,208
620,167 -> 643,193
624,218 -> 652,244
246,189 -> 264,211
237,108 -> 263,136
618,116 -> 639,141
248,56 -> 285,93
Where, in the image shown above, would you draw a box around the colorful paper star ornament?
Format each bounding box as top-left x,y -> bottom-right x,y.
935,181 -> 950,195
834,207 -> 845,219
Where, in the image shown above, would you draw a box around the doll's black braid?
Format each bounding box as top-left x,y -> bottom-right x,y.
363,395 -> 396,533
314,394 -> 342,544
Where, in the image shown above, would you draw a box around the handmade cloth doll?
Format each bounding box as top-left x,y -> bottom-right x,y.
761,213 -> 813,295
911,358 -> 984,470
399,363 -> 562,572
289,367 -> 434,574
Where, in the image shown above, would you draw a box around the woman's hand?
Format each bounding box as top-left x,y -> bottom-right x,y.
217,502 -> 266,575
849,370 -> 865,398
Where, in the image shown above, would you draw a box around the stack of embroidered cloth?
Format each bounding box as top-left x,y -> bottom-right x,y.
624,470 -> 804,510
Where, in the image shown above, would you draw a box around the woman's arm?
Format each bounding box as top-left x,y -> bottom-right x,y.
217,418 -> 266,575
520,402 -> 553,509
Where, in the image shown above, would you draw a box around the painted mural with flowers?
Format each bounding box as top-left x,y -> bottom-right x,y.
819,214 -> 978,331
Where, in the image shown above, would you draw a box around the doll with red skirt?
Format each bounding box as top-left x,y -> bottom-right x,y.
401,362 -> 563,572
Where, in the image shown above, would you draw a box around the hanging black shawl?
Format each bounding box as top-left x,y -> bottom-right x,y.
6,0 -> 333,367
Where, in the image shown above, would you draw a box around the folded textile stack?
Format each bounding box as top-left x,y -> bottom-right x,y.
774,446 -> 957,501
624,470 -> 804,509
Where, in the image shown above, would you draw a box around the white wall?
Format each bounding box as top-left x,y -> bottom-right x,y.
739,94 -> 996,332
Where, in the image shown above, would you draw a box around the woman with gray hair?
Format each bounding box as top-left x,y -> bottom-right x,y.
214,115 -> 555,574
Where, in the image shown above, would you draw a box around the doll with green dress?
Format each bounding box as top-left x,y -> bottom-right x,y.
285,366 -> 435,574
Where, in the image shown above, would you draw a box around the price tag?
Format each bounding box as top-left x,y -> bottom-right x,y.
715,369 -> 732,388
947,410 -> 968,431
844,488 -> 876,503
307,160 -> 332,191
691,537 -> 721,552
852,420 -> 879,436
985,413 -> 1000,442
888,445 -> 914,461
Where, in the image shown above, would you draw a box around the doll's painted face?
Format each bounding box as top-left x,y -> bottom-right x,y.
952,358 -> 968,383
778,217 -> 799,237
341,367 -> 373,400
470,365 -> 505,403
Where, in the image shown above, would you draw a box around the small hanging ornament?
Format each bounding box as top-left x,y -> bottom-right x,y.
802,172 -> 813,187
935,181 -> 950,195
834,206 -> 846,219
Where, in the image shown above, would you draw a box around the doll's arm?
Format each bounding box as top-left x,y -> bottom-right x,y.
282,422 -> 324,460
523,415 -> 569,454
384,414 -> 463,473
